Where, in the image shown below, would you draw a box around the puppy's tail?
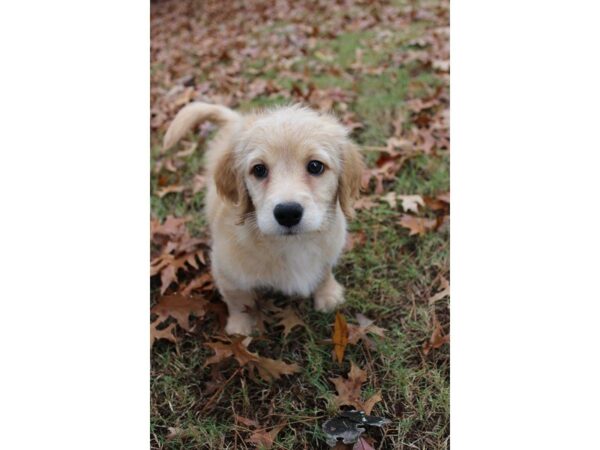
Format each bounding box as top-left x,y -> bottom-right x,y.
163,102 -> 241,150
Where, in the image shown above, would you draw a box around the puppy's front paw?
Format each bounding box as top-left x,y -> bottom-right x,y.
225,312 -> 255,336
314,278 -> 345,312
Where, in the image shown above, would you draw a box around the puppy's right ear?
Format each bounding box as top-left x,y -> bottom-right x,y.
213,148 -> 254,221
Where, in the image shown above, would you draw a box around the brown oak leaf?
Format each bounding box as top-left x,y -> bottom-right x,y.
151,294 -> 208,332
398,214 -> 437,236
204,336 -> 301,382
329,362 -> 382,414
274,307 -> 306,337
204,336 -> 258,367
253,356 -> 302,382
150,322 -> 177,346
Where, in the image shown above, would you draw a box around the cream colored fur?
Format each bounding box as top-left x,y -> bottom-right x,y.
164,102 -> 364,335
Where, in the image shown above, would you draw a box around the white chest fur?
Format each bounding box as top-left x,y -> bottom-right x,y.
211,214 -> 347,297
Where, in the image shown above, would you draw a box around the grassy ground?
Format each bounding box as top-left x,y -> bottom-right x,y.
151,1 -> 449,448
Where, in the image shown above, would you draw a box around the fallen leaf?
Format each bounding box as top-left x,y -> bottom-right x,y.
244,300 -> 280,334
156,184 -> 186,198
423,316 -> 450,355
150,215 -> 208,294
361,392 -> 383,415
248,423 -> 286,449
397,195 -> 425,213
398,214 -> 437,236
274,307 -> 306,337
181,272 -> 213,296
380,192 -> 397,208
204,336 -> 301,382
332,311 -> 349,363
347,314 -> 386,347
253,356 -> 302,382
150,322 -> 177,346
429,276 -> 450,305
235,415 -> 259,428
353,196 -> 378,211
423,192 -> 450,215
329,362 -> 367,411
151,294 -> 208,331
151,215 -> 189,241
204,336 -> 258,367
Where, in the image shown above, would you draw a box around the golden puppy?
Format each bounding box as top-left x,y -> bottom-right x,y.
164,102 -> 363,335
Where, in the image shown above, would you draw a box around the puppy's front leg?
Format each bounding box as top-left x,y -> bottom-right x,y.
221,287 -> 256,336
314,269 -> 345,312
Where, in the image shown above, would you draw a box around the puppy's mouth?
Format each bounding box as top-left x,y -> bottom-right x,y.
275,224 -> 307,236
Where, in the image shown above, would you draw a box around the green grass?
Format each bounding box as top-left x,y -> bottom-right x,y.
151,1 -> 449,448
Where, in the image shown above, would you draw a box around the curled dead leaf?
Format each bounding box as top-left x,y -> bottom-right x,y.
333,311 -> 349,363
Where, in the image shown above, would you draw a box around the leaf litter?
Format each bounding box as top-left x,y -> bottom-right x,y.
151,0 -> 449,447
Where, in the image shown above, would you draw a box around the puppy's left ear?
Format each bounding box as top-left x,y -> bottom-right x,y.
338,141 -> 365,219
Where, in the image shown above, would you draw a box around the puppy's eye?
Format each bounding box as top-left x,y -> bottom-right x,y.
252,164 -> 268,179
307,160 -> 325,175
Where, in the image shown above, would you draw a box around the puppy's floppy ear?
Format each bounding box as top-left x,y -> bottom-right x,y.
338,141 -> 365,219
213,148 -> 253,220
214,148 -> 239,204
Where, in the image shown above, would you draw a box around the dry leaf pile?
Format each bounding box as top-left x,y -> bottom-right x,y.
150,215 -> 209,294
151,0 -> 450,447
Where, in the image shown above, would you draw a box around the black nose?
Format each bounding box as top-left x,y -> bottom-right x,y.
273,202 -> 303,228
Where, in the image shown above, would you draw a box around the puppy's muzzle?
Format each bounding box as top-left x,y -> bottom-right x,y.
273,202 -> 303,228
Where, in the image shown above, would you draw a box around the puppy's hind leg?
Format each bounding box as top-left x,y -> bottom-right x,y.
221,287 -> 257,336
314,270 -> 345,312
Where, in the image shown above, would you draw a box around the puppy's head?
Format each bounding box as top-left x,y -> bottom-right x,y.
215,106 -> 363,236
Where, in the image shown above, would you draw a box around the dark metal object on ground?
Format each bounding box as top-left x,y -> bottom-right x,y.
322,410 -> 391,447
